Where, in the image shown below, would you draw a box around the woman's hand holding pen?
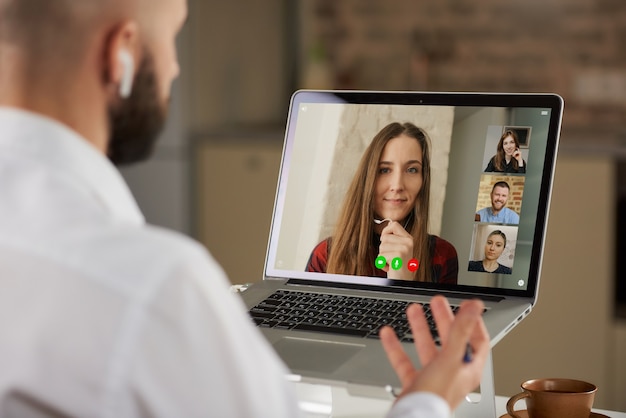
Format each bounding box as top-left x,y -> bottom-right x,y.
379,221 -> 414,280
513,148 -> 524,167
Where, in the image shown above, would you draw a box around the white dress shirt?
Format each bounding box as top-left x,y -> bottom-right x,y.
0,107 -> 448,418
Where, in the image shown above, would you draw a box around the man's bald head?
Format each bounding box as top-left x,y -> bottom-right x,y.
0,0 -> 136,77
0,0 -> 187,165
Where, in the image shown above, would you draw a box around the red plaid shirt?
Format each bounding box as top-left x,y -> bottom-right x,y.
306,234 -> 458,284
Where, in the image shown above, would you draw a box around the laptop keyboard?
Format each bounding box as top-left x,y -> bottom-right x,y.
248,290 -> 460,343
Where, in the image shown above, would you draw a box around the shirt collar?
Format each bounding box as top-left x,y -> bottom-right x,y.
0,107 -> 145,225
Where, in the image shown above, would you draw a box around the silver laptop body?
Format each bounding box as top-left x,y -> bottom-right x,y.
240,90 -> 563,396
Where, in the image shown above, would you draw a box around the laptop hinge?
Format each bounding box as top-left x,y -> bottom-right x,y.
285,279 -> 505,302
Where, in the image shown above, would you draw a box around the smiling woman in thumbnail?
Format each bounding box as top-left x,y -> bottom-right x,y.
305,122 -> 458,284
468,230 -> 512,274
485,129 -> 526,173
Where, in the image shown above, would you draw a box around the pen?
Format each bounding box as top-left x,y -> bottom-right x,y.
463,343 -> 473,363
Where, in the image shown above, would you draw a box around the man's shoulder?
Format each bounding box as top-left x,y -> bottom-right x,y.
102,224 -> 207,261
476,207 -> 492,220
140,224 -> 205,254
69,224 -> 218,291
502,207 -> 520,219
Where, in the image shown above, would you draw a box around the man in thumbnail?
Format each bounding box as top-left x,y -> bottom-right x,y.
476,181 -> 520,224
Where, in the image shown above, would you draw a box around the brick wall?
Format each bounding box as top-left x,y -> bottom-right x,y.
299,0 -> 626,144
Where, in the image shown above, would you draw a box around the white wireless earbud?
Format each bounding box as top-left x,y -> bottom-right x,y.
118,49 -> 134,98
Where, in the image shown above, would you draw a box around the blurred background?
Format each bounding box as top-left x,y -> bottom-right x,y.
119,0 -> 626,411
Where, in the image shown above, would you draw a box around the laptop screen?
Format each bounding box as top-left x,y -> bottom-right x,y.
265,91 -> 562,298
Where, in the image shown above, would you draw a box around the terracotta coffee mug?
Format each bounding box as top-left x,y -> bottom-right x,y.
506,378 -> 597,418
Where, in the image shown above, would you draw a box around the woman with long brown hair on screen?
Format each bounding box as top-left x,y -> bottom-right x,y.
484,129 -> 526,173
306,122 -> 458,284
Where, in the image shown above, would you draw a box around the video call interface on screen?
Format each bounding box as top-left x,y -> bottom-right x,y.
268,98 -> 554,294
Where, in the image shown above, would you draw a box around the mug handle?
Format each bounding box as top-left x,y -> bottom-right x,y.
506,391 -> 531,418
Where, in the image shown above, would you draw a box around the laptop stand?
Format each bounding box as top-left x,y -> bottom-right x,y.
454,349 -> 497,417
294,349 -> 497,417
294,382 -> 333,416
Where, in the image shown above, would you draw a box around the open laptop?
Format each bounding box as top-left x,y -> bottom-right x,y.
240,90 -> 563,395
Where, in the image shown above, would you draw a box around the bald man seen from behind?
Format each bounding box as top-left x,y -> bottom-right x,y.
0,1 -> 489,417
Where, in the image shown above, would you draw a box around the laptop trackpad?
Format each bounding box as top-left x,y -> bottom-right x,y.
273,337 -> 364,373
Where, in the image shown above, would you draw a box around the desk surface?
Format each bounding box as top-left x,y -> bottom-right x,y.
295,383 -> 626,418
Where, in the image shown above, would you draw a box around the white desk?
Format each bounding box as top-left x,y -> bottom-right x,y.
295,383 -> 626,418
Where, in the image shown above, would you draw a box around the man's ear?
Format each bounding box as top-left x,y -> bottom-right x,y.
104,21 -> 139,98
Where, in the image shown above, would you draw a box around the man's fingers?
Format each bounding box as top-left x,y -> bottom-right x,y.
467,307 -> 490,362
380,296 -> 492,408
429,295 -> 455,346
405,303 -> 438,365
444,299 -> 486,362
380,326 -> 418,388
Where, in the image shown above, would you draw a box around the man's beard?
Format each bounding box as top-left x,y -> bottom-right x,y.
107,49 -> 167,166
493,201 -> 505,211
